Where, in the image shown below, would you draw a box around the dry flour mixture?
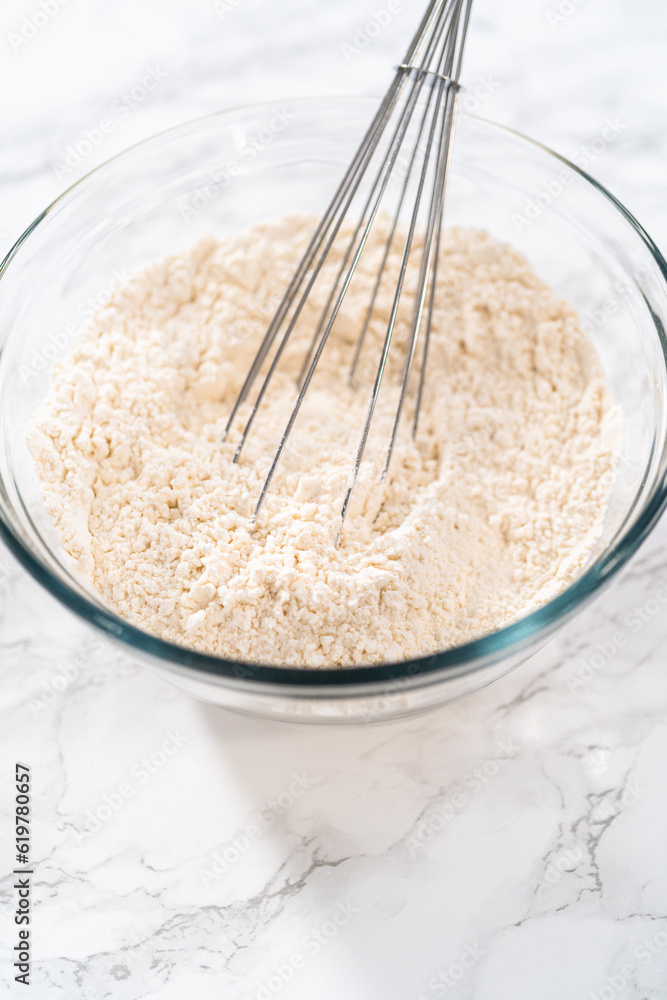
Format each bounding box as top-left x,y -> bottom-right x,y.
29,216 -> 618,666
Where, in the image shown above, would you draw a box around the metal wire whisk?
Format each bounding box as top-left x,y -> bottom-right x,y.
224,0 -> 473,539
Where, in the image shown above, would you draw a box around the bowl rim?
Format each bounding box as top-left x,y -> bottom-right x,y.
2,95 -> 667,690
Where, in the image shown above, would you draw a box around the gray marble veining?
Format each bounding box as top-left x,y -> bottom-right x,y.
1,0 -> 667,997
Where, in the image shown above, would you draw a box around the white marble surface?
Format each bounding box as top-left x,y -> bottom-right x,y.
2,0 -> 667,997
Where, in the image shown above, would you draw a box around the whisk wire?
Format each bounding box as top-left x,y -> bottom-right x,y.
234,20 -> 453,474
222,75 -> 406,441
338,14 -> 466,529
232,75 -> 419,466
300,5 -> 461,389
248,76 -> 432,522
233,3 -> 457,463
348,68 -> 445,386
224,0 -> 474,535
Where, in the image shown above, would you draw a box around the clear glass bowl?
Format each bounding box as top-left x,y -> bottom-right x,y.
1,97 -> 667,724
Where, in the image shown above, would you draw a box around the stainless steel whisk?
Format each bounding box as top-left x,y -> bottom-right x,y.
224,0 -> 473,539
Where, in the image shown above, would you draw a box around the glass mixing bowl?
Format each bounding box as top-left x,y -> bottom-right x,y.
1,97 -> 667,724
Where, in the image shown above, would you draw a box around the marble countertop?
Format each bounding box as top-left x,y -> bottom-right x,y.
2,0 -> 667,997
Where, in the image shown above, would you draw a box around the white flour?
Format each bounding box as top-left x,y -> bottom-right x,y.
29,216 -> 618,667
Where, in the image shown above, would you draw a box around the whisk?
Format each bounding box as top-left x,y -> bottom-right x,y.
224,0 -> 473,540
